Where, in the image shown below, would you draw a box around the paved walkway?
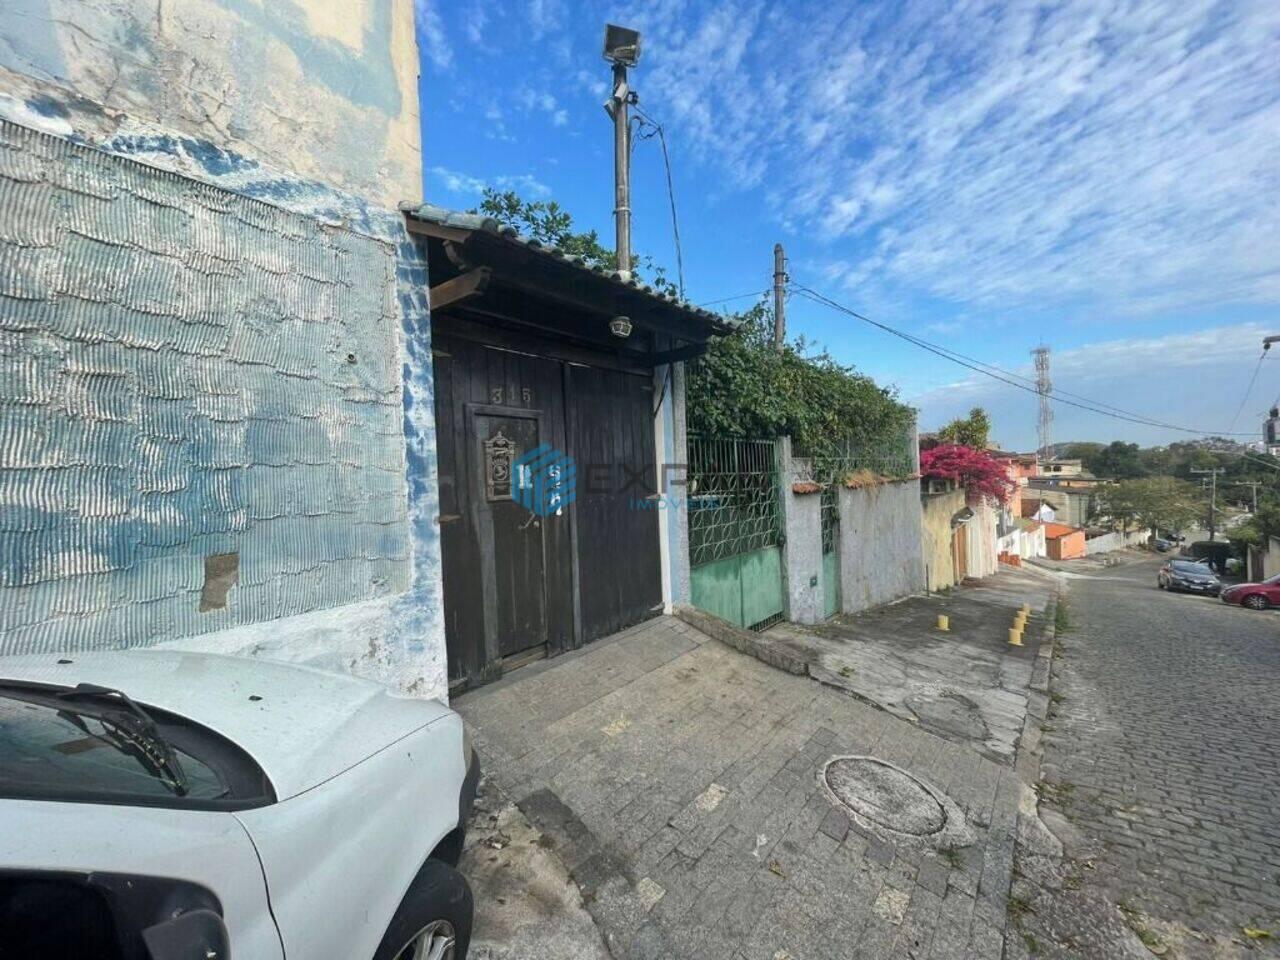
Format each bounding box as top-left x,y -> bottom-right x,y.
1031,557 -> 1280,958
456,616 -> 1023,960
765,567 -> 1057,765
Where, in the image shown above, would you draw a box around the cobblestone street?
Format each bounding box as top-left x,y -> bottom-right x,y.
1035,557 -> 1280,957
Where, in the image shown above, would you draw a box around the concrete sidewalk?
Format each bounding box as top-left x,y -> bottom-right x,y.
456,615 -> 1024,960
760,566 -> 1058,765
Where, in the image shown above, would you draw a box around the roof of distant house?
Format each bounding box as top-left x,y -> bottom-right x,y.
1043,522 -> 1081,539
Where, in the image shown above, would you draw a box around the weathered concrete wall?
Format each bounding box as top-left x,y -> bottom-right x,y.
0,0 -> 421,207
838,478 -> 926,613
1084,529 -> 1148,555
779,441 -> 824,624
921,487 -> 964,592
0,0 -> 446,697
965,501 -> 1000,578
0,119 -> 408,648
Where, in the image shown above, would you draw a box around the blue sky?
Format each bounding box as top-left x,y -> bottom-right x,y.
416,0 -> 1280,451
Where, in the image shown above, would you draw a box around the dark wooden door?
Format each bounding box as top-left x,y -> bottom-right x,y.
470,408 -> 546,658
434,333 -> 574,683
566,365 -> 662,639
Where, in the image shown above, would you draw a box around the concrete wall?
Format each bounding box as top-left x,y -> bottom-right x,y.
965,500 -> 1000,579
921,487 -> 964,592
779,440 -> 825,623
1084,529 -> 1148,555
0,2 -> 447,697
0,0 -> 421,207
838,478 -> 926,613
1019,523 -> 1046,559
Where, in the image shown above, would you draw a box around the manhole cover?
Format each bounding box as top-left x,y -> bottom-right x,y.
822,756 -> 948,836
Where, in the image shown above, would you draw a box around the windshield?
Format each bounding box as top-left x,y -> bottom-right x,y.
0,697 -> 227,801
0,684 -> 273,809
1171,560 -> 1214,573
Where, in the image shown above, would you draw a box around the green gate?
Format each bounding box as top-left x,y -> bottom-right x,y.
688,437 -> 784,630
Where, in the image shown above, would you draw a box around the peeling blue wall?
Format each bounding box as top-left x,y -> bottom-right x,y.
0,118 -> 444,695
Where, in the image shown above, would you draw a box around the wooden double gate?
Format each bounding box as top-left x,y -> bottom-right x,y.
433,325 -> 662,685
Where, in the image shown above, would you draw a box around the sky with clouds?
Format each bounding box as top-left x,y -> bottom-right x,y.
416,0 -> 1280,450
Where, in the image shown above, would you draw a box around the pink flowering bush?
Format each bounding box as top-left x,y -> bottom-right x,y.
920,444 -> 1015,504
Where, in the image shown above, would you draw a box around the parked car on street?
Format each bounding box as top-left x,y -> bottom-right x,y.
1153,538 -> 1172,552
1221,574 -> 1280,610
1157,558 -> 1222,595
0,650 -> 478,960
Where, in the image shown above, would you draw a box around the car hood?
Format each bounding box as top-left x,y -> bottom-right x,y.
0,650 -> 453,801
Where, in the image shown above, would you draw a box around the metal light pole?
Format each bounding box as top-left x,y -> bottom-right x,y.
603,25 -> 641,279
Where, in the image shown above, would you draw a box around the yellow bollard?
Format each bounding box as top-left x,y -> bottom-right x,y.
1008,626 -> 1024,646
937,614 -> 949,632
1015,611 -> 1028,629
1020,603 -> 1032,616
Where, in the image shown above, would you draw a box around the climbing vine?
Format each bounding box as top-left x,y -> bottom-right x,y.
686,304 -> 915,460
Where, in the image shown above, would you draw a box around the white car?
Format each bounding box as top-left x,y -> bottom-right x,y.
0,650 -> 479,959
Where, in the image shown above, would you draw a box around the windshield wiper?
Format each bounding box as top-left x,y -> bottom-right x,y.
57,683 -> 190,797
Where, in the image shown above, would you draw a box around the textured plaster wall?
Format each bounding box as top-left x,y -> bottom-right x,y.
0,0 -> 421,207
921,488 -> 964,592
0,119 -> 412,647
0,127 -> 444,698
0,0 -> 445,697
838,478 -> 926,614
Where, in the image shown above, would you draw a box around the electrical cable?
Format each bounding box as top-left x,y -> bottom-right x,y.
697,289 -> 769,308
793,284 -> 1258,438
1227,351 -> 1268,434
631,104 -> 685,300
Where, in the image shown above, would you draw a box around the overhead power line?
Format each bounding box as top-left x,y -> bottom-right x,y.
698,289 -> 768,308
792,283 -> 1258,439
632,104 -> 685,300
1227,350 -> 1269,434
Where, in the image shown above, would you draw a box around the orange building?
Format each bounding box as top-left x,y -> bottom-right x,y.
1043,522 -> 1086,560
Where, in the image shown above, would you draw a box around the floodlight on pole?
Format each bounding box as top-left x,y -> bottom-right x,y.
603,24 -> 642,65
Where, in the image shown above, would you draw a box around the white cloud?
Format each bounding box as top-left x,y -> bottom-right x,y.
430,166 -> 552,199
430,166 -> 486,195
634,0 -> 1280,315
414,0 -> 452,71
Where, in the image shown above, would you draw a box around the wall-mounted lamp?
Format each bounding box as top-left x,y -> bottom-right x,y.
609,315 -> 633,338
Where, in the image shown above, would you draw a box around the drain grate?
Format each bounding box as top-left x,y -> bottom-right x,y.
821,756 -> 974,848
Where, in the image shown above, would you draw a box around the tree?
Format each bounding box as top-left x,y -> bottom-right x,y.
938,408 -> 991,450
1097,477 -> 1204,535
473,189 -> 678,296
920,444 -> 1015,504
1081,441 -> 1145,479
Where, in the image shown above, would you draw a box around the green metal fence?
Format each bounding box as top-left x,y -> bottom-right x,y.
687,436 -> 784,630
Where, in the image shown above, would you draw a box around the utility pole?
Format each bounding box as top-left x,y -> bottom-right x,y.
773,243 -> 786,352
1234,480 -> 1262,514
1191,466 -> 1225,540
602,25 -> 641,279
